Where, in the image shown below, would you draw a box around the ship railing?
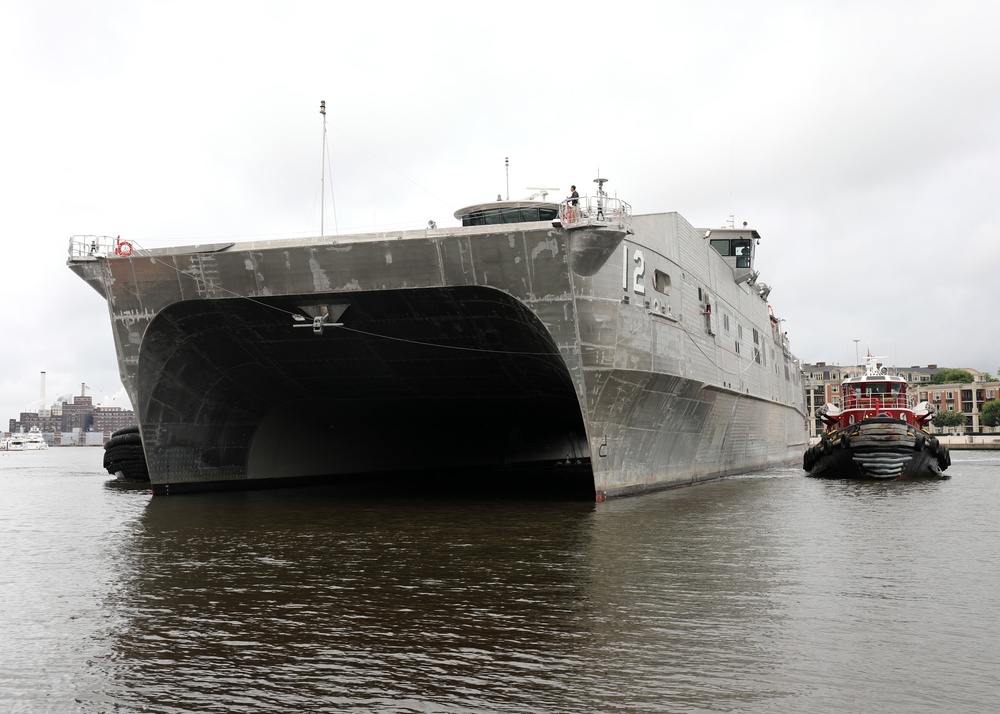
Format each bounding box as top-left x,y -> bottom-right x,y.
68,235 -> 135,260
559,196 -> 632,230
842,395 -> 912,411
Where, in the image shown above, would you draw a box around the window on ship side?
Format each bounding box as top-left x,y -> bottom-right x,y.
653,269 -> 671,294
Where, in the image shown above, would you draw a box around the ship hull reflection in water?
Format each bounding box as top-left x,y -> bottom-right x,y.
92,463 -> 1000,713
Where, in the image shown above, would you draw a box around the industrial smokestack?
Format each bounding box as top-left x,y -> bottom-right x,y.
40,371 -> 46,412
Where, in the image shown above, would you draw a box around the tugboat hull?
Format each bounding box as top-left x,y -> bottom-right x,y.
803,415 -> 950,480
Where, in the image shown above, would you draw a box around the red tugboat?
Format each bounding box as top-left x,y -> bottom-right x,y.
803,354 -> 950,479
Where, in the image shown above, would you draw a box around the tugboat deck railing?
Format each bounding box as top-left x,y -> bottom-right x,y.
842,394 -> 912,411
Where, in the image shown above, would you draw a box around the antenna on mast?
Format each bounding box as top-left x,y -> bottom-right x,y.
316,101 -> 338,235
593,173 -> 610,220
504,157 -> 509,201
319,100 -> 327,237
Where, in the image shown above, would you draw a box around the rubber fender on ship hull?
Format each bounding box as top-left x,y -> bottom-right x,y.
104,431 -> 142,450
102,444 -> 144,471
104,425 -> 150,483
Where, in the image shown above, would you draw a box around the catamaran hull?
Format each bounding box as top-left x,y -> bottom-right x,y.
71,212 -> 807,498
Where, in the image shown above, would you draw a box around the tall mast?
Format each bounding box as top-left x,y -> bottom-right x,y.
319,100 -> 327,237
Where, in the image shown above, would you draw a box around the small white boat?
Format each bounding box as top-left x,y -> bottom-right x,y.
1,427 -> 49,451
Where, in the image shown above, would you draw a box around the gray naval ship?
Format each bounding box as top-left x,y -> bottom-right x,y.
69,178 -> 807,499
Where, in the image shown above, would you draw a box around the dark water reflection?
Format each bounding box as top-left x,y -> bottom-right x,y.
106,493 -> 599,713
2,449 -> 999,712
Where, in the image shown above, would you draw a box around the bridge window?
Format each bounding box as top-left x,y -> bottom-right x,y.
710,238 -> 753,267
460,206 -> 558,226
733,240 -> 752,268
710,239 -> 731,256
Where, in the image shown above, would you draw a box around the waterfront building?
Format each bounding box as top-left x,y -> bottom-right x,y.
59,396 -> 95,432
912,382 -> 1000,432
92,406 -> 136,434
9,412 -> 62,436
6,394 -> 136,444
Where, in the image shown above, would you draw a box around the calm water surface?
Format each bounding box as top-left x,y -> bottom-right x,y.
1,448 -> 998,713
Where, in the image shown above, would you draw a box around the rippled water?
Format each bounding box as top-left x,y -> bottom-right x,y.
2,448 -> 998,713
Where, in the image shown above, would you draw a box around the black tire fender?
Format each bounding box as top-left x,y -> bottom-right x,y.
938,445 -> 951,469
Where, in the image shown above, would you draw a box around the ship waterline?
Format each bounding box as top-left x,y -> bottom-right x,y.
69,195 -> 807,498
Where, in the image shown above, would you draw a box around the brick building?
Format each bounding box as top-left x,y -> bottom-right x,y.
92,406 -> 137,434
59,395 -> 95,432
7,394 -> 136,444
911,383 -> 1000,430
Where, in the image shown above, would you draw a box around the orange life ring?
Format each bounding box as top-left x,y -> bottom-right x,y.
115,241 -> 133,257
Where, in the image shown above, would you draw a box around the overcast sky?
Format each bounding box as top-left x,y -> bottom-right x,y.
2,0 -> 999,424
